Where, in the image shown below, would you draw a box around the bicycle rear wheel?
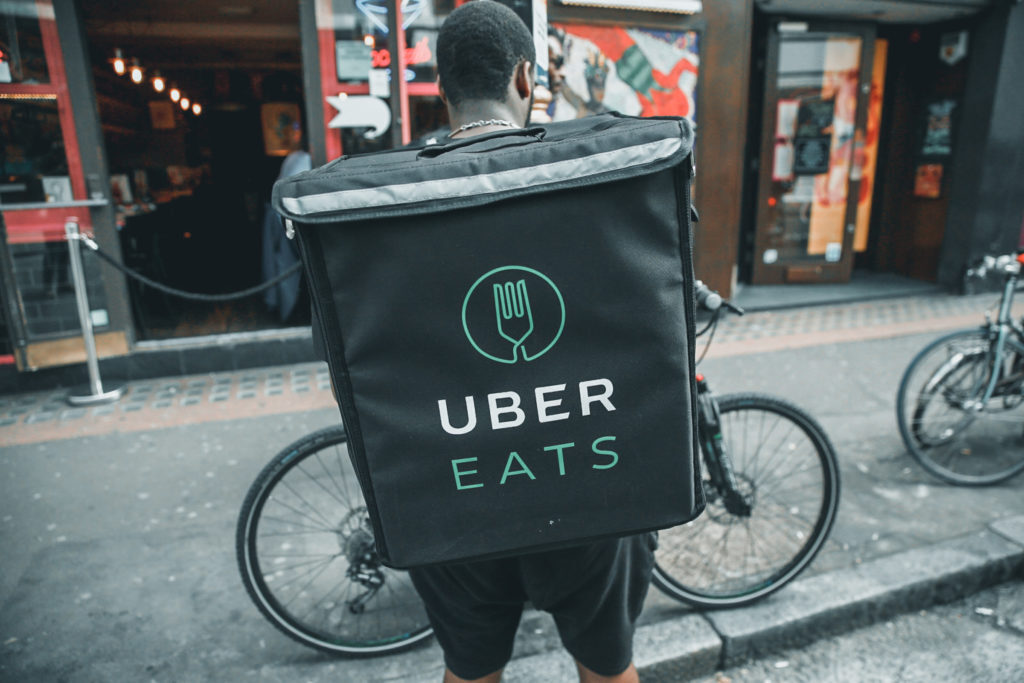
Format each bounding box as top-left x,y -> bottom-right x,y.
236,426 -> 433,655
896,328 -> 1024,486
652,393 -> 840,608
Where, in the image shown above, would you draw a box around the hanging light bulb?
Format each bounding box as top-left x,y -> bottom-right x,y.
191,102 -> 202,115
169,86 -> 181,102
130,59 -> 144,84
151,71 -> 165,93
363,34 -> 375,47
112,48 -> 126,75
180,97 -> 190,111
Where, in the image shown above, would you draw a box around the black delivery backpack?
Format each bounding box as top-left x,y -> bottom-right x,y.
273,112 -> 704,568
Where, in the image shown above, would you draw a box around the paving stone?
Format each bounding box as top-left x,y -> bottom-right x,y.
237,391 -> 257,399
265,388 -> 284,396
293,386 -> 310,393
181,397 -> 202,407
210,395 -> 229,403
59,409 -> 88,421
91,406 -> 116,417
25,412 -> 56,424
0,417 -> 17,427
151,400 -> 173,409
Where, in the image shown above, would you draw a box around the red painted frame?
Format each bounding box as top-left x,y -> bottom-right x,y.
315,0 -> 437,160
0,0 -> 91,243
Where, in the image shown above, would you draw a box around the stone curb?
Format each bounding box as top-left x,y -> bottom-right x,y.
502,516 -> 1024,681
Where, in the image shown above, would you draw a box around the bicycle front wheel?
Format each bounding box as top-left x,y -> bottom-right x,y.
236,426 -> 433,655
896,328 -> 1024,486
652,393 -> 840,608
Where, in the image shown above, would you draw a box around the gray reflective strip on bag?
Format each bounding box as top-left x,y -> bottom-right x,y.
281,136 -> 683,218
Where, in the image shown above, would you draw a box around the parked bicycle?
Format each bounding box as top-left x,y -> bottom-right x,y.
235,282 -> 840,654
896,251 -> 1024,486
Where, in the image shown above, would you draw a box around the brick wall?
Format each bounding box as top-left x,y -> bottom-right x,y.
10,242 -> 111,340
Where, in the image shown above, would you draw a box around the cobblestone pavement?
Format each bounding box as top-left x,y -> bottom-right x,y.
705,291 -> 1022,356
1,291 -> 1021,447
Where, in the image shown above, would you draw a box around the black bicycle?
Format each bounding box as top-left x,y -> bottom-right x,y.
236,282 -> 840,654
896,252 -> 1024,486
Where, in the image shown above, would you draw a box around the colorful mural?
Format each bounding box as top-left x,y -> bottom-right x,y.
547,25 -> 699,122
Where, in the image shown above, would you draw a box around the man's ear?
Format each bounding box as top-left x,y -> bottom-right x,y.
514,60 -> 534,101
437,76 -> 449,106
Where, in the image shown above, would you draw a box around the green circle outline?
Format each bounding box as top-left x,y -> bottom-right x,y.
461,265 -> 565,364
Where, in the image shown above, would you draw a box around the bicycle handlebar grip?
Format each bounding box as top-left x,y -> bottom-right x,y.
695,280 -> 723,312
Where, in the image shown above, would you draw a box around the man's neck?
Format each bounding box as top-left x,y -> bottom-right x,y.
449,100 -> 524,138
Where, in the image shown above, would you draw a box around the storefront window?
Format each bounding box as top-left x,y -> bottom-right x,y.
0,96 -> 70,204
319,0 -> 455,156
330,0 -> 452,86
0,1 -> 51,85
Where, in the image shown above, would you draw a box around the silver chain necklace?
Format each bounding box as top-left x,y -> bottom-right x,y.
449,119 -> 518,137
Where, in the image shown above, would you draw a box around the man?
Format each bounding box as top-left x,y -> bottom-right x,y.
406,3 -> 656,682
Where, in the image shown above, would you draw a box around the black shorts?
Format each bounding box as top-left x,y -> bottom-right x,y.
407,533 -> 657,679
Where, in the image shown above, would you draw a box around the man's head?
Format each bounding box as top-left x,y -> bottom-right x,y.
436,1 -> 535,129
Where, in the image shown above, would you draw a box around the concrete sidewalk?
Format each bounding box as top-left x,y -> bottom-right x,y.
2,292 -> 1023,682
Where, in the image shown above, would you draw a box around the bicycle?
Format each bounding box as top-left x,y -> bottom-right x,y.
896,251 -> 1024,486
236,281 -> 841,654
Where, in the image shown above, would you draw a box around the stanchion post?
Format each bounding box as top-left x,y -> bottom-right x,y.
64,219 -> 123,406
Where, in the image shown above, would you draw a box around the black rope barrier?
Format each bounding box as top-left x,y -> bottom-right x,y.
80,237 -> 303,303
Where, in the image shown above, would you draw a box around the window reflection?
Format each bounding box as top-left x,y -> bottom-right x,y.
0,0 -> 51,84
0,97 -> 69,204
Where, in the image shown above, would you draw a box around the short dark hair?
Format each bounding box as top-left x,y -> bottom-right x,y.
437,1 -> 535,106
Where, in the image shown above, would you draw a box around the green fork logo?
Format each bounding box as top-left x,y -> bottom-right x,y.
462,266 -> 565,364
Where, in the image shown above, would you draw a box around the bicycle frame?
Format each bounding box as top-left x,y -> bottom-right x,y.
695,373 -> 752,517
972,269 -> 1024,407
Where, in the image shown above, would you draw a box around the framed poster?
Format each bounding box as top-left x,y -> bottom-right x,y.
261,103 -> 302,157
149,101 -> 176,130
41,176 -> 73,203
913,163 -> 943,199
110,174 -> 133,204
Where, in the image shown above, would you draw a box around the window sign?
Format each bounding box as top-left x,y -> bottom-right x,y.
920,98 -> 956,158
792,97 -> 834,176
336,40 -> 374,80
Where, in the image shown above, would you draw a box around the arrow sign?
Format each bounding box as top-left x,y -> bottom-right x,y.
326,94 -> 391,139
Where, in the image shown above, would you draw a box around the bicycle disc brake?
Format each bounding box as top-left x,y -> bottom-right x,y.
336,507 -> 385,614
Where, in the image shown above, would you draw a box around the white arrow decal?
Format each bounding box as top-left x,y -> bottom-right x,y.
326,94 -> 392,139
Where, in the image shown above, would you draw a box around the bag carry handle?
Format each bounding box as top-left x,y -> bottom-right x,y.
417,126 -> 546,159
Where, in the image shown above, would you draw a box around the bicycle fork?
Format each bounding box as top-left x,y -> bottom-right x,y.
696,375 -> 752,517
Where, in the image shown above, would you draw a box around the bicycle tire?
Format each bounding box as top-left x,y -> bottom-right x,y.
236,426 -> 434,655
652,393 -> 840,608
896,328 -> 1024,486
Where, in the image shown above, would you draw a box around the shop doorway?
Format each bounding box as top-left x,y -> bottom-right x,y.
749,20 -> 886,285
79,1 -> 309,341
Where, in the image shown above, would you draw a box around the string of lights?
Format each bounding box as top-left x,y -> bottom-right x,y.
110,48 -> 202,116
